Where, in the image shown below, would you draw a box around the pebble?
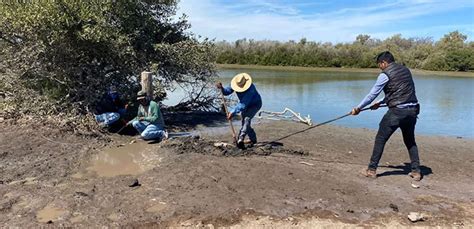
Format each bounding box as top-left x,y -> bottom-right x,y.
408,212 -> 425,222
129,179 -> 141,187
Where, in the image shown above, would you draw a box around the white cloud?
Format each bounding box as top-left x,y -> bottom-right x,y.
177,0 -> 474,42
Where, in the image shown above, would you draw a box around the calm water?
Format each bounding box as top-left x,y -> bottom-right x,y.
165,68 -> 474,138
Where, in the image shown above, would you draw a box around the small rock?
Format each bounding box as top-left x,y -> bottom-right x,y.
408,212 -> 425,222
389,203 -> 399,212
129,140 -> 136,144
348,151 -> 352,154
129,179 -> 141,187
46,220 -> 53,224
347,209 -> 354,213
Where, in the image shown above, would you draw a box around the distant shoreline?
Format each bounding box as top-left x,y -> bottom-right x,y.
217,64 -> 474,77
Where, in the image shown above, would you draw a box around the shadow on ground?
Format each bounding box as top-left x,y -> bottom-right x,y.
378,163 -> 433,178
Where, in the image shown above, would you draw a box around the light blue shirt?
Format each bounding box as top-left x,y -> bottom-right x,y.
357,73 -> 418,109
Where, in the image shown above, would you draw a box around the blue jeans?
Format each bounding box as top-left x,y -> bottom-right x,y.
239,103 -> 262,143
95,112 -> 120,126
132,121 -> 166,140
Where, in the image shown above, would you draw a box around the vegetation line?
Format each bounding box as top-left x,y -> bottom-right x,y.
217,64 -> 474,77
215,32 -> 474,73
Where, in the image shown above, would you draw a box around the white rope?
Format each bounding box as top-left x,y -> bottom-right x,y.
258,108 -> 312,126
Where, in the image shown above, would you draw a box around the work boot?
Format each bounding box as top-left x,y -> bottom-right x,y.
237,139 -> 245,149
244,139 -> 257,148
408,171 -> 422,181
364,168 -> 377,178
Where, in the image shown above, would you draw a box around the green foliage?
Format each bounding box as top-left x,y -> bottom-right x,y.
0,0 -> 216,119
216,31 -> 473,72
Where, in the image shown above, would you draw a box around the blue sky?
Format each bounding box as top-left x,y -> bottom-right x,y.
177,0 -> 474,42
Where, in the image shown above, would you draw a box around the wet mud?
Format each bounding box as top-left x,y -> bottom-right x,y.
162,136 -> 308,157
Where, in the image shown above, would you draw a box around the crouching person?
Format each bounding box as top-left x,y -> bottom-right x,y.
217,73 -> 262,149
127,91 -> 168,141
94,86 -> 127,128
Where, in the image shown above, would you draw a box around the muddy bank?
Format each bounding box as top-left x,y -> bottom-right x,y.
1,117 -> 473,228
163,136 -> 308,157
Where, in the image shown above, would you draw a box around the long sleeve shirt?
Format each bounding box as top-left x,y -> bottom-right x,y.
357,73 -> 418,109
222,84 -> 262,115
127,101 -> 165,127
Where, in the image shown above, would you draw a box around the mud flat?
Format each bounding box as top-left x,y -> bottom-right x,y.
1,118 -> 473,227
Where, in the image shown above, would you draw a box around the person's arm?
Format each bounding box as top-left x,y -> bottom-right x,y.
126,106 -> 142,125
222,86 -> 234,96
143,102 -> 159,123
357,73 -> 388,109
229,86 -> 255,116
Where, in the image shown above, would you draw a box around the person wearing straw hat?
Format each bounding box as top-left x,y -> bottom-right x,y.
126,91 -> 168,141
216,73 -> 262,149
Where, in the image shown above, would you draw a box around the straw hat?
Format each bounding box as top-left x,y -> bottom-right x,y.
231,73 -> 253,93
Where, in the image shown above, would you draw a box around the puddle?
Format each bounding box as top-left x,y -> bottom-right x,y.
36,205 -> 67,223
88,140 -> 163,177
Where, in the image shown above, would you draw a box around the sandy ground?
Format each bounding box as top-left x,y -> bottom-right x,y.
1,115 -> 473,228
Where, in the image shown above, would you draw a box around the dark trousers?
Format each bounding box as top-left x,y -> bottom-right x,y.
369,107 -> 420,172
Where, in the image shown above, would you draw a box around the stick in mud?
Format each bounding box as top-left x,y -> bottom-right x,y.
219,89 -> 237,144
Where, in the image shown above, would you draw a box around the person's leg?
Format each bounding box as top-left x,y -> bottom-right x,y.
141,124 -> 165,140
95,114 -> 106,124
368,110 -> 400,171
238,104 -> 261,143
399,110 -> 420,173
104,112 -> 120,125
132,120 -> 147,133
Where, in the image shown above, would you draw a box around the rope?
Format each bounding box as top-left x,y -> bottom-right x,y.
271,105 -> 386,142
